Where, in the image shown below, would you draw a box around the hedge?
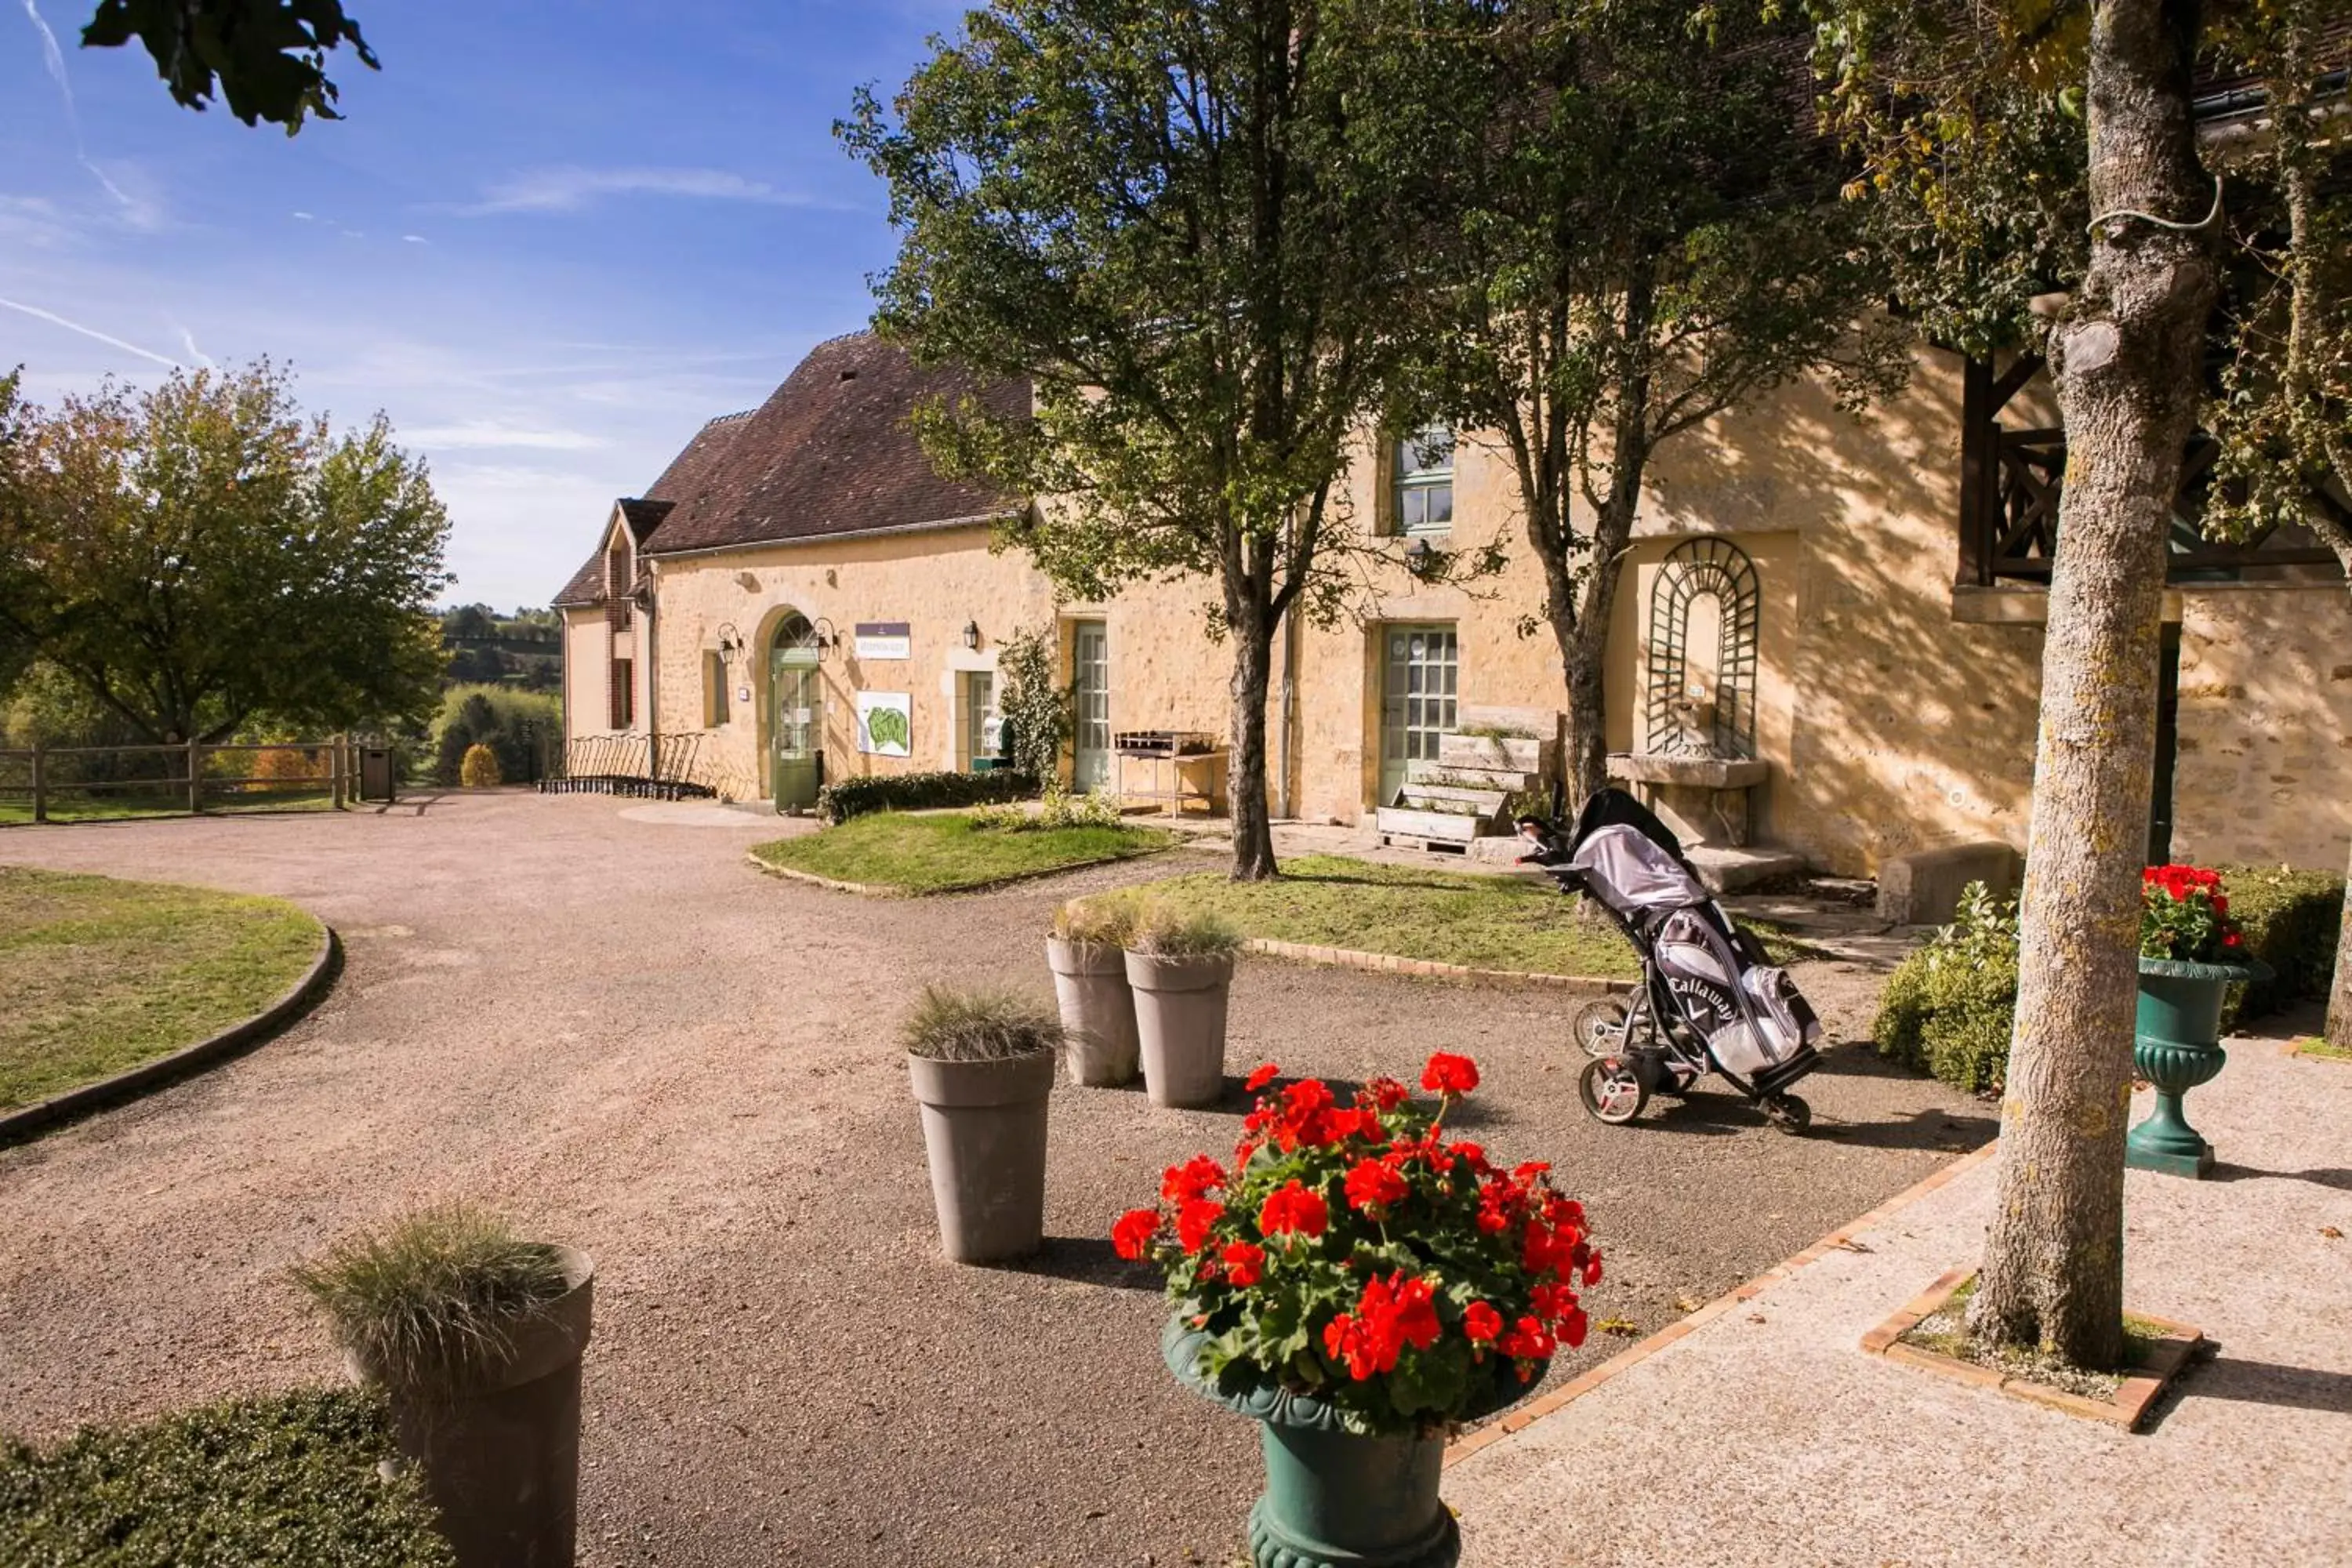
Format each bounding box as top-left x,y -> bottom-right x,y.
1875,944 -> 2020,1096
0,1388 -> 453,1568
815,768 -> 1040,824
2217,863 -> 2345,1029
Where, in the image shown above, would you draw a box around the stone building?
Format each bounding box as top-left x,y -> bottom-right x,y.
554,330 -> 2352,889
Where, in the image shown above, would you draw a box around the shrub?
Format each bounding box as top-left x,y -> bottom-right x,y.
0,1387 -> 454,1567
430,684 -> 559,786
1129,901 -> 1245,959
457,743 -> 501,789
251,746 -> 328,782
996,624 -> 1072,784
902,985 -> 1064,1062
1875,882 -> 2019,1095
971,784 -> 1123,833
816,768 -> 1040,824
2217,862 -> 2346,1028
289,1205 -> 570,1390
1054,895 -> 1140,948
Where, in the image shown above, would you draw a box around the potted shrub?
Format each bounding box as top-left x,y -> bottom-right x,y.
1047,898 -> 1141,1087
1123,902 -> 1243,1108
292,1205 -> 592,1568
2131,864 -> 2273,1177
904,986 -> 1064,1261
1113,1053 -> 1598,1566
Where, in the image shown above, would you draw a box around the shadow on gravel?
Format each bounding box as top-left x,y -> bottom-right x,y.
1817,1107 -> 1996,1152
2165,1352 -> 2352,1417
2205,1163 -> 2352,1192
985,1236 -> 1162,1294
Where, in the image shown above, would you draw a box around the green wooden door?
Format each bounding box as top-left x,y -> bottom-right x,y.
1379,625 -> 1457,807
771,626 -> 822,811
1072,621 -> 1110,791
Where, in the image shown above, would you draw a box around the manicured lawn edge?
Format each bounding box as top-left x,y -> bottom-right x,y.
1444,1141 -> 2002,1467
0,921 -> 339,1145
745,845 -> 1182,898
1246,935 -> 1634,994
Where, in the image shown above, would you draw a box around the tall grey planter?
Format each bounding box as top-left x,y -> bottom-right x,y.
907,1048 -> 1055,1262
350,1247 -> 593,1568
1046,938 -> 1140,1087
1125,950 -> 1236,1109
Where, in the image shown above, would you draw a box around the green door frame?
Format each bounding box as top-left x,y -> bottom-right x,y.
1072,620 -> 1111,792
770,615 -> 823,812
1378,623 -> 1457,808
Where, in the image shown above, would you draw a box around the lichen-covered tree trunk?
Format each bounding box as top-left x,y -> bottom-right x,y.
1228,610 -> 1280,881
1967,0 -> 2216,1368
2328,858 -> 2352,1051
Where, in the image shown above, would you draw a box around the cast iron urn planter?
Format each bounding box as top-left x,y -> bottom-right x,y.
2127,954 -> 2271,1178
1163,1319 -> 1529,1568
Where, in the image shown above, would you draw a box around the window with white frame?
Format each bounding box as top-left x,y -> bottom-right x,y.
1393,426 -> 1454,537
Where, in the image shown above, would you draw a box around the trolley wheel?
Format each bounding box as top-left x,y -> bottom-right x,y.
1578,1057 -> 1650,1126
1762,1092 -> 1812,1135
1570,997 -> 1630,1059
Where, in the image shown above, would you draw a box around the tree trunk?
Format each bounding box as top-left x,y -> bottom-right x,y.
1554,619 -> 1609,809
1968,0 -> 2216,1368
1228,610 -> 1279,881
2328,851 -> 2352,1052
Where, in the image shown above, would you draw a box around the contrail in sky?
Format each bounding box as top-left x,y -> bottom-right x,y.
20,0 -> 143,213
0,295 -> 183,369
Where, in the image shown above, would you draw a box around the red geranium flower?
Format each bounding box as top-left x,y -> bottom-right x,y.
1258,1180 -> 1330,1240
1421,1052 -> 1480,1094
1462,1301 -> 1503,1344
1161,1154 -> 1226,1204
1343,1158 -> 1410,1215
1245,1062 -> 1280,1093
1221,1241 -> 1266,1287
1361,1076 -> 1410,1112
1177,1198 -> 1225,1254
1111,1207 -> 1162,1261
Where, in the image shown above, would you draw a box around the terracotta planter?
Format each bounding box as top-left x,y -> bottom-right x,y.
907,1047 -> 1056,1261
2128,953 -> 2271,1178
1164,1319 -> 1532,1568
1046,938 -> 1139,1087
350,1247 -> 593,1568
1124,950 -> 1235,1108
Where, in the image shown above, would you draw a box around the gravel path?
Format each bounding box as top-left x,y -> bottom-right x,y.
0,793 -> 1991,1566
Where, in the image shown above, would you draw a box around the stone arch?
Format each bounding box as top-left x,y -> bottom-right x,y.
1643,536 -> 1761,758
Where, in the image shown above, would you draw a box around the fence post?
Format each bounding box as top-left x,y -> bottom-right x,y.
30,742 -> 45,823
187,738 -> 202,815
331,733 -> 347,810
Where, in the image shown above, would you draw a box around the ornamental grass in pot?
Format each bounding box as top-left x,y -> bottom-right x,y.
292,1204 -> 593,1568
905,985 -> 1065,1261
2130,864 -> 2273,1178
1123,902 -> 1243,1109
1115,1052 -> 1599,1568
1047,898 -> 1141,1087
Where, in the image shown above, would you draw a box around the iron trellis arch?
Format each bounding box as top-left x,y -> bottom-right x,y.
1644,536 -> 1761,759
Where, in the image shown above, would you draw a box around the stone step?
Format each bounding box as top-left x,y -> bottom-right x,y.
1686,844 -> 1808,895
1439,733 -> 1555,772
1406,760 -> 1539,793
1375,805 -> 1488,843
1399,784 -> 1510,812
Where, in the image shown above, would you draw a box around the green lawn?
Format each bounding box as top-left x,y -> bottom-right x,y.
1106,854 -> 1646,978
0,789 -> 336,826
0,866 -> 325,1112
750,810 -> 1180,894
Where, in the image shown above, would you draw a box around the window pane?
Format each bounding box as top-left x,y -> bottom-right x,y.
1431,486 -> 1452,526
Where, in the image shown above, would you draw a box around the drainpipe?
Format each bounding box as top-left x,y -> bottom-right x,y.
643,561 -> 660,782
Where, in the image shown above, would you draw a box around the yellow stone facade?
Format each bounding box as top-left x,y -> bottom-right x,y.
561,343 -> 2350,878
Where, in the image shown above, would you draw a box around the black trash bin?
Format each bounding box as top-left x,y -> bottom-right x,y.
358,746 -> 397,804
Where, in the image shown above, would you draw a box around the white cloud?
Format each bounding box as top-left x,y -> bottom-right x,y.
401,419 -> 605,452
292,211 -> 317,221
402,234 -> 430,244
176,324 -> 216,370
463,165 -> 817,215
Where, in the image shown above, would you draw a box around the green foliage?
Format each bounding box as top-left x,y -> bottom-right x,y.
754,810 -> 1171,894
973,783 -> 1123,832
902,985 -> 1064,1062
430,684 -> 557,786
289,1205 -> 570,1391
456,743 -> 500,789
2218,863 -> 2347,1029
994,622 -> 1070,784
0,1387 -> 452,1567
814,767 -> 1038,824
0,363 -> 450,745
1127,901 -> 1246,960
1873,881 -> 2020,1095
79,0 -> 379,131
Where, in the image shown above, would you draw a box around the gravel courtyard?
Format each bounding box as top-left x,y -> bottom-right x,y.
0,793 -> 1994,1567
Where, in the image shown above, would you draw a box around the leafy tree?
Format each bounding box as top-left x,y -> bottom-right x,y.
1813,0 -> 2225,1368
841,0 -> 1444,879
0,361 -> 450,745
441,604 -> 499,641
78,0 -> 376,131
1413,1 -> 1907,801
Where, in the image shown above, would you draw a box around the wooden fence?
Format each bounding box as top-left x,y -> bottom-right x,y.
0,736 -> 385,824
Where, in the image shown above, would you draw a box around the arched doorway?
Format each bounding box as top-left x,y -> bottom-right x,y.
770,611 -> 823,811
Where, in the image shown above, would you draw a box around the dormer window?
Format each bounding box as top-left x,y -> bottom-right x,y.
605,531 -> 634,630
1394,427 -> 1454,538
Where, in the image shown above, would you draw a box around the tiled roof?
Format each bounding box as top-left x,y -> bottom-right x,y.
640,332 -> 1028,557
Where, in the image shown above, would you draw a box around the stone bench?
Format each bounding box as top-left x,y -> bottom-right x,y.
1875,842 -> 2020,925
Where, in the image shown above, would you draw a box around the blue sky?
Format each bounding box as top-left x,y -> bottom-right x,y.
2,1 -> 961,608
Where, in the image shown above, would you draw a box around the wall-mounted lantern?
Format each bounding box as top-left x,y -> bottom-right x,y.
1405,537 -> 1438,577
715,622 -> 745,663
963,619 -> 982,651
811,617 -> 841,659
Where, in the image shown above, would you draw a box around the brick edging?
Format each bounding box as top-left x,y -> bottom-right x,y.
1245,937 -> 1633,994
1443,1138 -> 2002,1467
0,923 -> 339,1146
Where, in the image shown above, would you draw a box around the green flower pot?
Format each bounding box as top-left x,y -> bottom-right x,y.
2128,953 -> 2270,1179
1164,1319 -> 1531,1567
